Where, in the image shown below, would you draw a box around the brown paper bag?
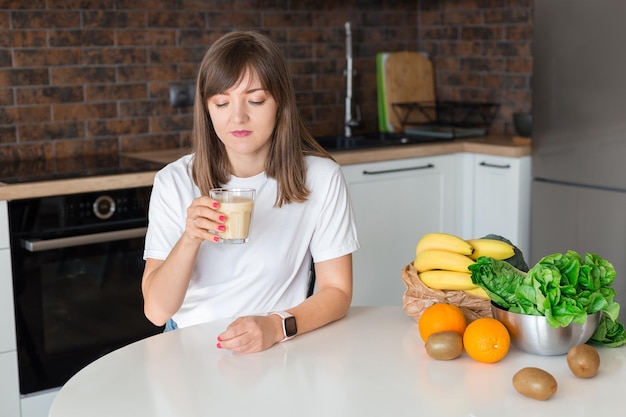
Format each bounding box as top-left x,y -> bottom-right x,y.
401,263 -> 493,324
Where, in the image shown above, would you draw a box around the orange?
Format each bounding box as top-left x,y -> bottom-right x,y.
463,318 -> 510,363
418,303 -> 467,342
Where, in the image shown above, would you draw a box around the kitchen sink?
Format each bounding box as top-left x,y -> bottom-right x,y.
314,132 -> 452,151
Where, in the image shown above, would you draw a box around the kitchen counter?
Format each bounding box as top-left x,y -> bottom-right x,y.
0,135 -> 529,200
49,306 -> 626,417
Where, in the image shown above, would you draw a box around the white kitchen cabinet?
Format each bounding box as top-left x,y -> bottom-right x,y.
0,200 -> 8,249
0,351 -> 20,417
0,249 -> 16,354
342,154 -> 459,306
0,200 -> 16,355
1,200 -> 20,417
468,153 -> 531,257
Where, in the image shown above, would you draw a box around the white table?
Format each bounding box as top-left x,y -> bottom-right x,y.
50,306 -> 626,417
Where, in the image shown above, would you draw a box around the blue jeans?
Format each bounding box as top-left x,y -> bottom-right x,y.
164,318 -> 178,332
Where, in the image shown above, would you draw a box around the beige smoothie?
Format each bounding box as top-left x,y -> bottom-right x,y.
217,197 -> 254,242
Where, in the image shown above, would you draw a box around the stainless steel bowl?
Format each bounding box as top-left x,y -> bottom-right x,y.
491,303 -> 601,355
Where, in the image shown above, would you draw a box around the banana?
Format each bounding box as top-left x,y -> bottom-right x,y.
463,287 -> 490,299
413,249 -> 476,273
467,238 -> 515,260
418,270 -> 477,291
415,232 -> 474,257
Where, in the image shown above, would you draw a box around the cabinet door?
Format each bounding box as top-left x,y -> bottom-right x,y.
0,249 -> 16,353
0,351 -> 20,417
342,155 -> 458,306
472,154 -> 531,256
0,201 -> 8,249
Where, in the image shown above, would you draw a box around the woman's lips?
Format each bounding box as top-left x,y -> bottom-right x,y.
231,130 -> 251,138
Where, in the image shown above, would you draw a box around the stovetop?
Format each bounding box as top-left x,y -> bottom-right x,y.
0,154 -> 165,185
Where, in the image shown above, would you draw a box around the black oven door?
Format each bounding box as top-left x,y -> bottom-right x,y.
9,188 -> 164,395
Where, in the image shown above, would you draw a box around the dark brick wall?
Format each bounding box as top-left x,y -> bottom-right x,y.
419,0 -> 534,134
0,0 -> 532,163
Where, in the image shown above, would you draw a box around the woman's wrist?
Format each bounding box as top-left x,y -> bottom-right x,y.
267,311 -> 297,342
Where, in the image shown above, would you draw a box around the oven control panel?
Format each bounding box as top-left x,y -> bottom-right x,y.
64,187 -> 151,226
65,188 -> 149,224
9,186 -> 153,235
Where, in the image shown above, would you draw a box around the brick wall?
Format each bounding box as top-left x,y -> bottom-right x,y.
419,0 -> 534,134
0,0 -> 532,163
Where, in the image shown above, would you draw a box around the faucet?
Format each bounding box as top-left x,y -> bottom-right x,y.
344,22 -> 361,137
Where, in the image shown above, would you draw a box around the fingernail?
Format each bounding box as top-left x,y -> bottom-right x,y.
217,336 -> 222,341
216,343 -> 222,349
212,201 -> 219,208
213,236 -> 220,242
218,225 -> 226,231
218,215 -> 225,222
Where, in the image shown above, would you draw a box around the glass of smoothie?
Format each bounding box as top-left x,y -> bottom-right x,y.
209,188 -> 255,243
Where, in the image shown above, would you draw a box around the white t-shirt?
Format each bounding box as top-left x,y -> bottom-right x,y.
144,154 -> 360,328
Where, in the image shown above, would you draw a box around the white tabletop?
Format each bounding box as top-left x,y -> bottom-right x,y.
50,306 -> 626,417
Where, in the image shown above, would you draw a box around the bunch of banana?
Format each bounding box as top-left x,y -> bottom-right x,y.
413,233 -> 478,293
412,233 -> 514,299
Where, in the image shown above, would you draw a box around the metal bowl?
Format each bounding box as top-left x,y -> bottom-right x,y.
491,303 -> 601,355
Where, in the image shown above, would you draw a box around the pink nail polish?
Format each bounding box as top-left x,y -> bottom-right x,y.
217,336 -> 222,341
218,225 -> 226,232
213,236 -> 220,242
212,202 -> 219,208
216,343 -> 222,349
218,215 -> 225,222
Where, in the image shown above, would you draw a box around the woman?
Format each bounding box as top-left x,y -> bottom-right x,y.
141,30 -> 359,353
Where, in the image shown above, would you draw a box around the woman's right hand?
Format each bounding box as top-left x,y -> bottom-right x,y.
186,196 -> 226,243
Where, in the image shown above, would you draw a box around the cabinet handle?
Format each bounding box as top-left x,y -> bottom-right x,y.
362,163 -> 435,175
479,161 -> 511,169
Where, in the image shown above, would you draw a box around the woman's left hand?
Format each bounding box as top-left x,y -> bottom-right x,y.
216,315 -> 282,353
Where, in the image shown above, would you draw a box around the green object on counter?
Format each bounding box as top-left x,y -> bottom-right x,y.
590,315 -> 626,347
469,250 -> 626,347
376,52 -> 391,133
482,233 -> 529,272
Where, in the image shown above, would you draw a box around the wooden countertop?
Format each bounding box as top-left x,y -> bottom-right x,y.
0,135 -> 530,201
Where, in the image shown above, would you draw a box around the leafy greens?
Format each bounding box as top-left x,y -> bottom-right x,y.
469,250 -> 625,347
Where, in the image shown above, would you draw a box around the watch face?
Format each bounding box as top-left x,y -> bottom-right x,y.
284,316 -> 297,337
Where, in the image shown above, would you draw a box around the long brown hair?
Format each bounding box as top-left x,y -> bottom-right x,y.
191,30 -> 332,206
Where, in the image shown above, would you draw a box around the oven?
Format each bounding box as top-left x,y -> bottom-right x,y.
8,186 -> 163,395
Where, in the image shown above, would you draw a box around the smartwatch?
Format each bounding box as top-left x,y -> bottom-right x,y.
268,311 -> 297,342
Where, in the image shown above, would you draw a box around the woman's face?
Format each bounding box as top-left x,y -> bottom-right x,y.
207,69 -> 278,167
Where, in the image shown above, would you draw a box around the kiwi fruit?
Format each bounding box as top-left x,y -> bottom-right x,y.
567,344 -> 600,378
512,367 -> 558,401
425,331 -> 463,360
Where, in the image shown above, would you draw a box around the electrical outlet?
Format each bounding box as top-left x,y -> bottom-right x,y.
169,84 -> 195,108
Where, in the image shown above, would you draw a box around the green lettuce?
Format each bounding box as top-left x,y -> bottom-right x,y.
469,250 -> 625,347
589,316 -> 626,347
468,256 -> 536,312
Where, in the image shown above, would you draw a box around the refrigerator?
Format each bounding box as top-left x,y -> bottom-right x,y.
531,0 -> 626,324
